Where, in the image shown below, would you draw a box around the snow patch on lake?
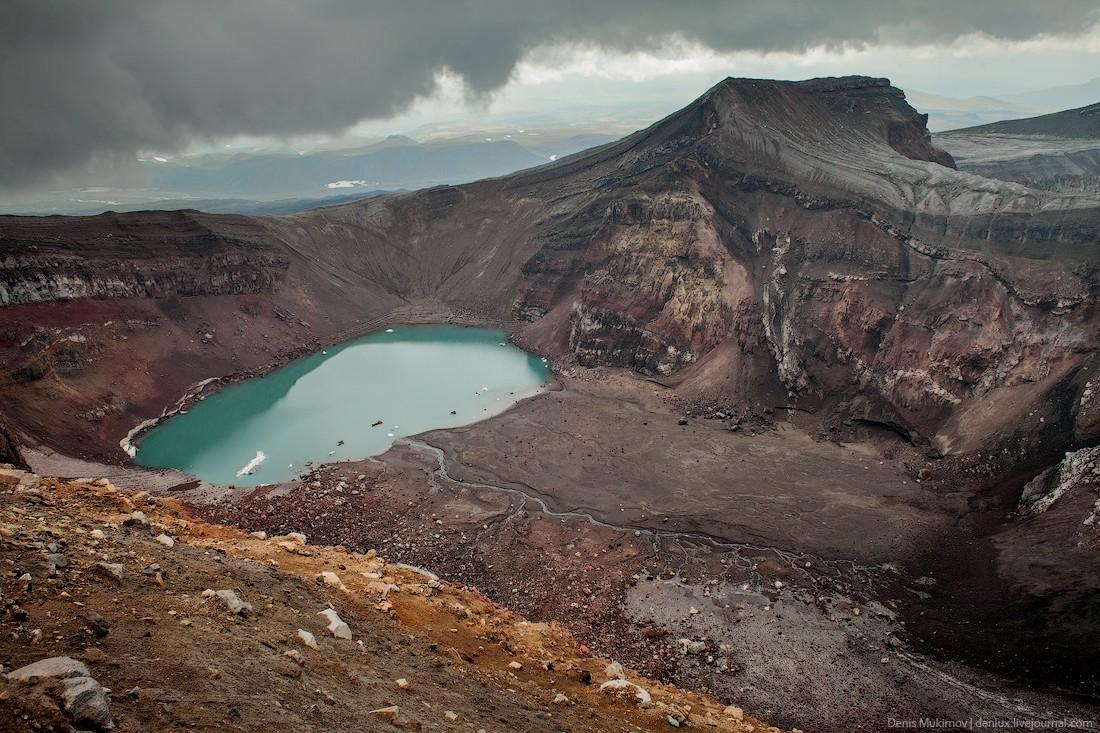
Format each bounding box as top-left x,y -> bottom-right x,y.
236,450 -> 266,477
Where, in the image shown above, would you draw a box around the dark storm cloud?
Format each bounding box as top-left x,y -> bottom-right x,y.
2,0 -> 1098,185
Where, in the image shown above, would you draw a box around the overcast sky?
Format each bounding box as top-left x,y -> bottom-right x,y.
3,0 -> 1100,190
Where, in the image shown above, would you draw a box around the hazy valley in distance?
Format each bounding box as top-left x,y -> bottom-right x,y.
10,76 -> 1100,219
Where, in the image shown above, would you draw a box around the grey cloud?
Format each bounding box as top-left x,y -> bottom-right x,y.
2,0 -> 1098,185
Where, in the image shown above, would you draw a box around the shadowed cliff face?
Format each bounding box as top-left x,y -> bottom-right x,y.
1,76 -> 1098,471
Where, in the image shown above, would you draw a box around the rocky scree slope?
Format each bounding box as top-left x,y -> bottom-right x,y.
0,75 -> 1098,475
0,465 -> 778,732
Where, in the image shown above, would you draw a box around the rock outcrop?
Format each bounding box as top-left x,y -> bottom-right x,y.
1018,444 -> 1100,517
0,416 -> 28,470
6,656 -> 113,730
0,209 -> 287,305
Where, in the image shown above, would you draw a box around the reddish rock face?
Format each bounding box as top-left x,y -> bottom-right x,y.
0,76 -> 1097,473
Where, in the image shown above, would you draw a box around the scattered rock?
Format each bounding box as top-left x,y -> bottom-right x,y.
283,649 -> 304,665
319,571 -> 347,591
664,705 -> 687,726
369,705 -> 399,720
444,710 -> 459,721
319,608 -> 352,639
7,656 -> 89,682
7,657 -> 113,730
599,678 -> 652,707
202,588 -> 252,616
249,531 -> 267,540
297,629 -> 319,650
508,660 -> 523,670
85,612 -> 110,638
553,693 -> 569,704
395,677 -> 409,689
90,529 -> 106,540
604,661 -> 625,680
123,510 -> 149,527
94,562 -> 124,581
155,533 -> 175,548
724,705 -> 744,721
45,553 -> 69,569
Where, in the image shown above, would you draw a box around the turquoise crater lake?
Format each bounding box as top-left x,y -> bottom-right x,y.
134,325 -> 550,486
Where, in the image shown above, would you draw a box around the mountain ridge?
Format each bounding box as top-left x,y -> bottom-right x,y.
945,100 -> 1100,138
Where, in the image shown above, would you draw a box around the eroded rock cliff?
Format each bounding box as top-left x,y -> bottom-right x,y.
0,209 -> 287,305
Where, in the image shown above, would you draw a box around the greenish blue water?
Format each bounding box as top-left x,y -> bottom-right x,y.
134,325 -> 549,486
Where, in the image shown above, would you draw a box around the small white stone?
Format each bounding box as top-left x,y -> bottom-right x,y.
319,608 -> 352,639
202,589 -> 251,616
297,629 -> 318,650
319,571 -> 347,591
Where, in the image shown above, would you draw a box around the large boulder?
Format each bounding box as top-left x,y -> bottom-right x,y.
6,656 -> 113,730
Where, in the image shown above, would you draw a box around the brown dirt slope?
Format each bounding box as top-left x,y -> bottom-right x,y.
0,466 -> 779,733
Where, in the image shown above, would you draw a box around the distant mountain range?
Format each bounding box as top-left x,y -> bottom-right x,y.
905,78 -> 1100,132
148,137 -> 546,199
904,89 -> 1043,130
1005,76 -> 1100,111
57,191 -> 394,217
7,132 -> 623,216
945,101 -> 1100,138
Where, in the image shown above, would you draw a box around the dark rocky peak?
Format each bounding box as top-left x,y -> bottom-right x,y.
697,75 -> 955,168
